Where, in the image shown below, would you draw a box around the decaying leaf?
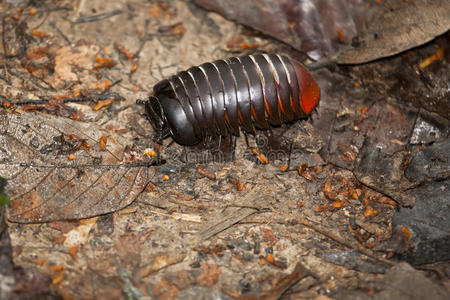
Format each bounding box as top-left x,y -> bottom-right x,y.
0,112 -> 151,223
194,0 -> 375,59
337,0 -> 450,64
1,1 -> 448,298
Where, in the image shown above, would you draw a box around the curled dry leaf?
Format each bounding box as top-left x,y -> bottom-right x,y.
194,0 -> 373,59
337,0 -> 450,64
0,112 -> 151,223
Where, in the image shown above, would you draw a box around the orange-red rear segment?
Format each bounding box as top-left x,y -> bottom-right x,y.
292,61 -> 320,115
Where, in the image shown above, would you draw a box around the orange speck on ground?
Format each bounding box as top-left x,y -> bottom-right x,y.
241,42 -> 260,50
26,46 -> 48,59
419,46 -> 443,69
315,205 -> 330,212
261,228 -> 277,244
130,61 -> 138,73
52,272 -> 64,285
236,180 -> 244,191
258,257 -> 267,265
94,80 -> 112,91
31,29 -> 50,38
337,28 -> 347,43
52,265 -> 64,272
363,206 -> 379,217
93,99 -> 114,111
35,259 -> 48,266
94,57 -> 117,69
144,148 -> 157,157
265,253 -> 275,263
52,236 -> 66,243
69,245 -> 80,258
401,226 -> 410,241
332,200 -> 346,208
114,42 -> 134,60
171,23 -> 186,36
99,136 -> 107,150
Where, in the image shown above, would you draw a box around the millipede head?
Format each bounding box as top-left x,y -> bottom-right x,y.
144,96 -> 171,143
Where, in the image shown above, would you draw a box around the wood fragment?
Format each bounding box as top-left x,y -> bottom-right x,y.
74,10 -> 123,23
336,0 -> 450,64
199,207 -> 257,240
1,93 -> 123,106
148,210 -> 202,223
93,99 -> 114,111
241,217 -> 397,267
199,188 -> 273,240
296,218 -> 396,266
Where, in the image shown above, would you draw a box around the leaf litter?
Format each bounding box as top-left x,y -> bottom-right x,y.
0,0 -> 449,299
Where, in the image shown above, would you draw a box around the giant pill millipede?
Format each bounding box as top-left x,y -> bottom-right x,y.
144,54 -> 320,146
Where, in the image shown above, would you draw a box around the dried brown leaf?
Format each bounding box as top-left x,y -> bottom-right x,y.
337,0 -> 450,64
0,112 -> 151,223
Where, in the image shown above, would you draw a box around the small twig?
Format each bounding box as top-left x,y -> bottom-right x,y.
1,93 -> 123,106
297,217 -> 396,266
1,17 -> 12,83
49,21 -> 71,45
243,217 -> 397,267
7,160 -> 165,169
31,10 -> 50,31
133,19 -> 156,59
199,207 -> 259,240
147,209 -> 202,223
74,10 -> 123,23
0,68 -> 11,85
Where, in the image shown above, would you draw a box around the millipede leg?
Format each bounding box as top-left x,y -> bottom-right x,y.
244,132 -> 251,148
231,135 -> 237,161
151,142 -> 165,166
286,141 -> 293,170
268,126 -> 274,138
244,132 -> 269,164
183,146 -> 188,163
156,147 -> 162,165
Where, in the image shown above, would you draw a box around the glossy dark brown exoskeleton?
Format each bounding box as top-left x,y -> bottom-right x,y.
144,54 -> 320,146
